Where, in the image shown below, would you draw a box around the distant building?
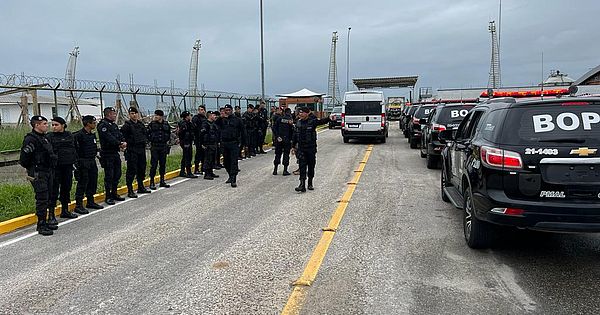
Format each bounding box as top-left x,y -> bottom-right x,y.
0,94 -> 102,125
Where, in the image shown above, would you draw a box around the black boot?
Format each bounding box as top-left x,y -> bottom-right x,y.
179,170 -> 187,177
74,200 -> 89,214
273,165 -> 278,175
231,175 -> 237,188
282,166 -> 291,176
47,210 -> 59,229
307,178 -> 314,190
149,180 -> 157,190
295,180 -> 306,192
186,167 -> 198,178
159,177 -> 170,188
127,188 -> 138,198
204,173 -> 214,180
86,200 -> 104,210
36,219 -> 53,236
194,164 -> 202,175
60,202 -> 77,219
113,193 -> 126,201
210,172 -> 219,178
137,185 -> 151,194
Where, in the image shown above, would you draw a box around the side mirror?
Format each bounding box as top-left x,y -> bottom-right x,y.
438,129 -> 455,143
419,118 -> 427,124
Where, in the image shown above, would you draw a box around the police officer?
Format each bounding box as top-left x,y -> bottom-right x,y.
292,107 -> 330,192
178,111 -> 197,178
257,101 -> 269,154
47,117 -> 78,219
98,107 -> 127,205
242,104 -> 257,157
200,111 -> 221,180
216,104 -> 246,187
192,105 -> 207,175
121,107 -> 150,198
147,110 -> 172,189
273,107 -> 294,176
19,116 -> 58,235
234,105 -> 244,159
73,115 -> 104,214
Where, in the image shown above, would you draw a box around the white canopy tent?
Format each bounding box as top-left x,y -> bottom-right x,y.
276,88 -> 325,98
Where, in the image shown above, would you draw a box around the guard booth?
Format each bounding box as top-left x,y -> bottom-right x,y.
276,88 -> 326,117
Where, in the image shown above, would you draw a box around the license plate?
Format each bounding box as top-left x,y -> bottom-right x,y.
542,164 -> 600,185
347,123 -> 360,128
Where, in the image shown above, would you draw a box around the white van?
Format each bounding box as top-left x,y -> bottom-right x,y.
341,90 -> 389,143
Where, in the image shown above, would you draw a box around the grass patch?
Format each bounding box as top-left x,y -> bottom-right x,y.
1,150 -> 184,222
0,123 -> 84,152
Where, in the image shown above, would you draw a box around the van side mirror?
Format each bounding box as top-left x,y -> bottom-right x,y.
419,118 -> 428,125
438,130 -> 455,143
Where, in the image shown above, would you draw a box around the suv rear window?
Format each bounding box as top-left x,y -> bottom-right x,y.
435,105 -> 474,128
408,106 -> 419,115
500,102 -> 600,145
413,105 -> 436,119
345,101 -> 381,115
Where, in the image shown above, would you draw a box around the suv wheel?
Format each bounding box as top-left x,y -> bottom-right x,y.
381,136 -> 386,143
426,153 -> 437,169
440,163 -> 450,202
343,136 -> 349,143
463,185 -> 494,249
409,136 -> 418,149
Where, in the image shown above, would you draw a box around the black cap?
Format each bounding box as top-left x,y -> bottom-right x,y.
300,107 -> 311,113
30,115 -> 47,124
224,104 -> 233,110
154,109 -> 164,116
207,111 -> 218,115
82,115 -> 97,125
51,116 -> 67,126
247,104 -> 255,109
180,111 -> 191,118
104,107 -> 116,112
234,105 -> 241,109
128,107 -> 138,113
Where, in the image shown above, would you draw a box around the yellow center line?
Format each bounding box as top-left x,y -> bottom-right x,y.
281,144 -> 374,315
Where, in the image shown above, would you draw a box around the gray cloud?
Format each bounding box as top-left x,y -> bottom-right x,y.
1,0 -> 598,100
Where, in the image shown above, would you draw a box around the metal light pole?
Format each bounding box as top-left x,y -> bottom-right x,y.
260,0 -> 265,102
346,27 -> 351,92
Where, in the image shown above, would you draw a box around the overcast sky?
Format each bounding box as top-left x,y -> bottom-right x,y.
2,0 -> 599,100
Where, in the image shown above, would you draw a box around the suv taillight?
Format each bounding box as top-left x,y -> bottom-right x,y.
412,117 -> 420,124
432,123 -> 446,131
381,113 -> 385,128
341,113 -> 345,127
480,146 -> 523,169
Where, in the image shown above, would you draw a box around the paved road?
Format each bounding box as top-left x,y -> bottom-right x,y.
1,127 -> 600,314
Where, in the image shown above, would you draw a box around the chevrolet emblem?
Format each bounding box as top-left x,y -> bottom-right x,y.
570,147 -> 597,156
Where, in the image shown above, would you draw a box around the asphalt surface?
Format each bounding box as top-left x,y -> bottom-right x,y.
1,126 -> 600,314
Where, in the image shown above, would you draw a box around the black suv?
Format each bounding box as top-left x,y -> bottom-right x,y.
420,103 -> 475,168
401,105 -> 418,138
407,104 -> 436,148
439,96 -> 600,248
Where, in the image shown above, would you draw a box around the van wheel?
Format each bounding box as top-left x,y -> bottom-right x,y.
343,136 -> 349,143
441,163 -> 450,202
463,186 -> 494,249
426,153 -> 438,169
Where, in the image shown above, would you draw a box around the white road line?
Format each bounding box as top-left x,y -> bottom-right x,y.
0,132 -> 330,249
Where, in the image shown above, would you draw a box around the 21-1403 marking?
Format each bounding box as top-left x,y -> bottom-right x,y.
525,148 -> 559,155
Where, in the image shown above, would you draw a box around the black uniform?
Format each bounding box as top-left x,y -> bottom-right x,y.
97,118 -> 124,199
73,128 -> 99,206
257,107 -> 269,152
178,119 -> 195,175
192,113 -> 207,172
242,111 -> 258,156
147,119 -> 171,183
47,131 -> 77,213
19,130 -> 57,229
273,113 -> 294,168
292,116 -> 330,183
200,119 -> 220,175
121,119 -> 148,191
216,114 -> 246,183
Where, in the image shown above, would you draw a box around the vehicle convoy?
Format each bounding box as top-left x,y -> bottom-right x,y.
328,106 -> 342,129
407,104 -> 437,148
420,103 -> 475,168
400,105 -> 416,135
439,94 -> 600,249
341,90 -> 389,143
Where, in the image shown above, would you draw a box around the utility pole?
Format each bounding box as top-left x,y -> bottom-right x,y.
260,0 -> 265,102
346,27 -> 351,92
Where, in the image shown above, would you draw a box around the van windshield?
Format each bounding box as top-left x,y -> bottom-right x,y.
345,101 -> 381,115
500,102 -> 600,145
